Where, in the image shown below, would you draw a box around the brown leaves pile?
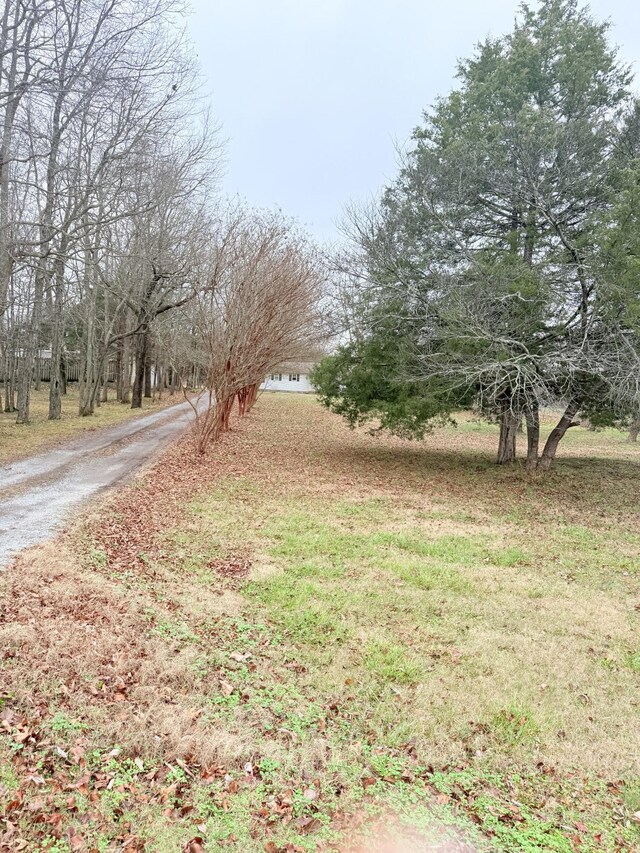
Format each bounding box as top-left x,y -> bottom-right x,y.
84,407 -> 262,581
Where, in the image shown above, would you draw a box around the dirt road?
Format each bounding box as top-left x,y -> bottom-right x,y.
0,400 -> 199,567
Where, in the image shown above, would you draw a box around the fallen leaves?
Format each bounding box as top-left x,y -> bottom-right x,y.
252,783 -> 324,833
207,556 -> 252,578
0,704 -> 224,851
183,837 -> 206,853
65,825 -> 84,851
2,396 -> 639,853
263,841 -> 307,853
219,679 -> 234,697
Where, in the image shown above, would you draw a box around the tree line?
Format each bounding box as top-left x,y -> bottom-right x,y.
0,0 -> 324,441
314,0 -> 640,469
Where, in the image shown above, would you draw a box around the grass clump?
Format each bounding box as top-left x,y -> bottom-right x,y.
364,639 -> 424,685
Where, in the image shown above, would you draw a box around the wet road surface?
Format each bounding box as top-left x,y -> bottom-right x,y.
0,400 -> 199,567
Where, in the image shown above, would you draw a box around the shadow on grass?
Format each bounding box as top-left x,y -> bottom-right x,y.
318,439 -> 640,523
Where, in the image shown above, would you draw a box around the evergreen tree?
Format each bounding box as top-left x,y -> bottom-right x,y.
316,0 -> 640,469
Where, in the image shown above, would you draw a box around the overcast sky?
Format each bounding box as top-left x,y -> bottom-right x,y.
187,1 -> 639,244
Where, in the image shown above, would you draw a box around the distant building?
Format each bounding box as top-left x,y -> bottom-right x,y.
260,361 -> 316,393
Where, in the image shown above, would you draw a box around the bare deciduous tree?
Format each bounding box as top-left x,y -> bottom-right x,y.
190,209 -> 325,452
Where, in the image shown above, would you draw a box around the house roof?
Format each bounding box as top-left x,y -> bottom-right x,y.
270,361 -> 317,374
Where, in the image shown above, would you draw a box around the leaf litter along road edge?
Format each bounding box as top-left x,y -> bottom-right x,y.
1,393 -> 639,852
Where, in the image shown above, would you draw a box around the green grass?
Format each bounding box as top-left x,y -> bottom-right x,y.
626,650 -> 640,673
363,639 -> 424,685
126,397 -> 637,849
2,394 -> 639,851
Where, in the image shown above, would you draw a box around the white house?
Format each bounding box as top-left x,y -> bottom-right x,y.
260,361 -> 316,393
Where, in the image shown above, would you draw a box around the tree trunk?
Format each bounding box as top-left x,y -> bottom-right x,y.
34,353 -> 41,390
115,338 -> 123,402
16,302 -> 38,424
101,287 -> 110,403
48,316 -> 63,420
143,352 -> 152,398
15,353 -> 31,424
628,418 -> 640,443
4,360 -> 15,411
78,311 -> 96,416
524,399 -> 540,471
16,268 -> 45,424
496,394 -> 519,464
2,352 -> 6,413
61,354 -> 67,395
131,328 -> 147,409
155,362 -> 163,400
237,387 -> 247,416
121,336 -> 131,403
48,250 -> 66,420
538,400 -> 580,471
0,0 -> 23,331
246,382 -> 258,413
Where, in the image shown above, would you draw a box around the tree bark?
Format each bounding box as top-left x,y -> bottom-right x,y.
115,338 -> 123,402
4,364 -> 15,411
61,353 -> 67,396
121,336 -> 131,403
524,399 -> 540,471
0,0 -> 32,328
101,287 -> 110,402
538,400 -> 580,470
496,393 -> 519,464
78,309 -> 96,416
16,262 -> 47,424
131,328 -> 147,409
143,351 -> 152,398
3,328 -> 16,412
15,351 -> 31,424
155,362 -> 163,399
101,364 -> 108,402
48,247 -> 66,419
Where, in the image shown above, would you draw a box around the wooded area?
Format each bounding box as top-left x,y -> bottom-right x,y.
0,0 -> 324,442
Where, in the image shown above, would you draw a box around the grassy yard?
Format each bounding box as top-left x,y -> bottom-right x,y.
0,386 -> 177,464
1,394 -> 639,851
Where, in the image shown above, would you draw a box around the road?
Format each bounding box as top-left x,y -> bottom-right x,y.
0,399 -> 200,567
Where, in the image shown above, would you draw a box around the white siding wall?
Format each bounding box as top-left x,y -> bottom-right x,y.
260,373 -> 314,393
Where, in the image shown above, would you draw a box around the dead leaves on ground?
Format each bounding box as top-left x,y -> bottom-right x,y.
3,398 -> 640,851
0,698 -> 330,851
207,556 -> 252,579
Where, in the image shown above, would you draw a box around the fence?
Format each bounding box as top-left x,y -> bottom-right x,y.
0,357 -> 117,384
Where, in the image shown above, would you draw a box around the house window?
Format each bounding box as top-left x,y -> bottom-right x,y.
289,373 -> 300,382
270,373 -> 282,381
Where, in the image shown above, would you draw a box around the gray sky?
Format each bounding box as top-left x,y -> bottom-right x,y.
187,1 -> 639,243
